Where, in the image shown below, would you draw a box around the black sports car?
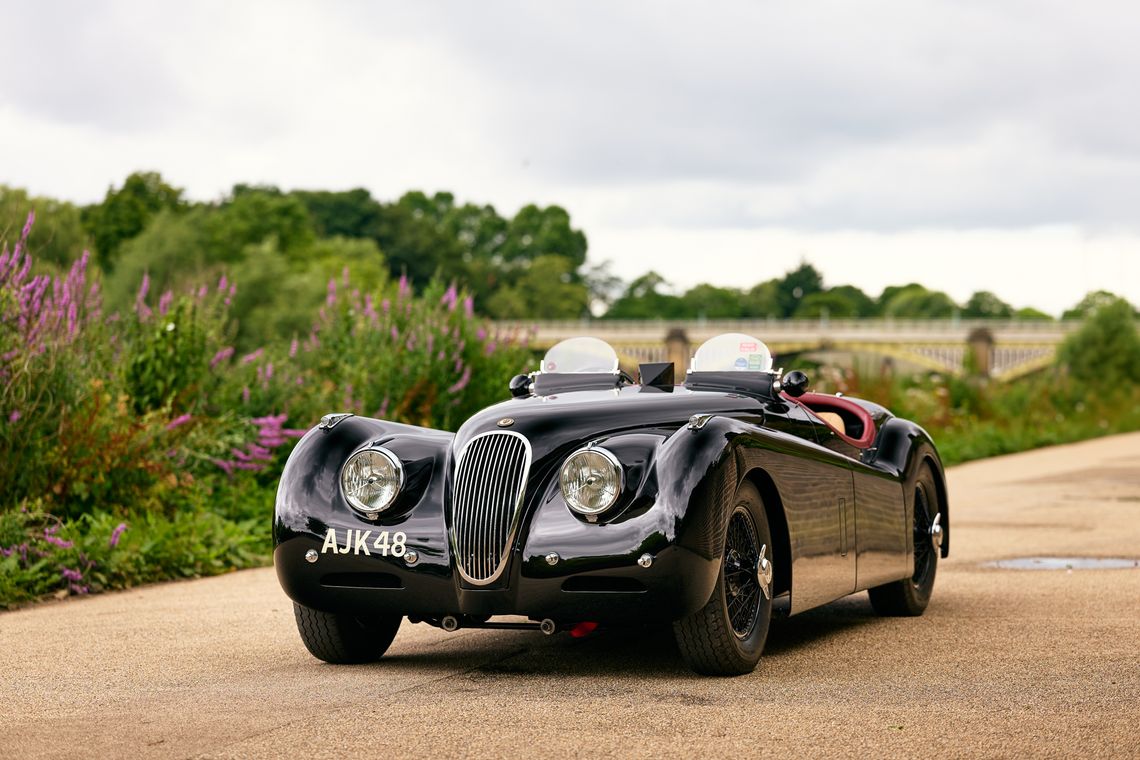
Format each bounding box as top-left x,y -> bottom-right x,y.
274,334 -> 948,675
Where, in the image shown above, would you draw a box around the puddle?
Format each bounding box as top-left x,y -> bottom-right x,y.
984,556 -> 1140,570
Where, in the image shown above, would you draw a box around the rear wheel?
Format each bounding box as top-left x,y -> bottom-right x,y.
674,481 -> 774,676
293,603 -> 402,664
868,464 -> 940,616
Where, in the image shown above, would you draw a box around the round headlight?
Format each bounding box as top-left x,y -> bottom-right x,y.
341,447 -> 403,517
560,447 -> 623,515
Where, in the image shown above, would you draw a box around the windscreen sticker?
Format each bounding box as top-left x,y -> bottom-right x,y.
748,353 -> 765,370
734,357 -> 748,369
739,341 -> 758,352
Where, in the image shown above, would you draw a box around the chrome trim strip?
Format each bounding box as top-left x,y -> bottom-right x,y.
449,430 -> 532,586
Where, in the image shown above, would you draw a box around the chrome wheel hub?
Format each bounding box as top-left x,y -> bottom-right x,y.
930,512 -> 943,552
757,543 -> 773,601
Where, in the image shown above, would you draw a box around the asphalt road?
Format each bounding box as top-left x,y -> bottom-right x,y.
4,433 -> 1140,759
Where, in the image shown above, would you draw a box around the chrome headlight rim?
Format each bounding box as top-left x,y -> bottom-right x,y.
340,445 -> 404,517
560,445 -> 624,516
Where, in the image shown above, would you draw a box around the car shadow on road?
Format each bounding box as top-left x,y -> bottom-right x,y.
378,592 -> 882,679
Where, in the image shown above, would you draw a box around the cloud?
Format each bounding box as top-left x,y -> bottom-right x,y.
1,0 -> 1139,313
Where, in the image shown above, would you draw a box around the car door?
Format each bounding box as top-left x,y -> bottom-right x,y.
760,399 -> 857,612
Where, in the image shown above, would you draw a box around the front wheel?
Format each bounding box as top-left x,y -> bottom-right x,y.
673,481 -> 774,676
868,464 -> 940,616
293,603 -> 402,664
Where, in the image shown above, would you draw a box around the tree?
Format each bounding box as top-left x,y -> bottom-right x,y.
604,271 -> 684,319
81,171 -> 183,269
776,262 -> 824,317
1063,290 -> 1137,320
373,191 -> 466,287
105,208 -> 212,313
827,284 -> 877,317
882,286 -> 958,318
1057,297 -> 1140,386
742,279 -> 781,318
498,205 -> 587,271
681,284 -> 744,319
485,255 -> 589,319
208,187 -> 315,261
1014,307 -> 1053,321
963,291 -> 1013,319
794,290 -> 860,319
291,188 -> 383,239
0,186 -> 88,269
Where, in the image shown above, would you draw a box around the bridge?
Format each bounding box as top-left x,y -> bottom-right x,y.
494,319 -> 1080,381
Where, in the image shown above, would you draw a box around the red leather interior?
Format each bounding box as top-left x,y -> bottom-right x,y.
782,392 -> 877,449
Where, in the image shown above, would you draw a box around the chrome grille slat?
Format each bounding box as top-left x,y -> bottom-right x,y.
450,431 -> 531,585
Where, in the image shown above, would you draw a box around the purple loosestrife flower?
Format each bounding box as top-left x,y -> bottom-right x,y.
464,296 -> 474,318
61,567 -> 83,583
381,297 -> 390,315
214,459 -> 235,475
398,274 -> 410,300
165,413 -> 193,431
218,274 -> 228,292
135,273 -> 152,319
44,533 -> 74,549
342,266 -> 351,287
390,325 -> 399,341
109,523 -> 128,548
477,327 -> 487,340
242,386 -> 250,404
210,346 -> 235,368
8,410 -> 20,423
289,338 -> 298,358
326,278 -> 337,307
441,284 -> 458,311
158,289 -> 173,315
240,348 -> 264,365
447,367 -> 472,394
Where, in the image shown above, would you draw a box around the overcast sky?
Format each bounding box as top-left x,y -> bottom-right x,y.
2,1 -> 1139,315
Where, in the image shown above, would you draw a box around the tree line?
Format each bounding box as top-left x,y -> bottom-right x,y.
0,172 -> 1129,348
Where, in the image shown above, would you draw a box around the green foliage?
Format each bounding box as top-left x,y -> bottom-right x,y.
1062,290 -> 1138,320
605,271 -> 685,319
1014,306 -> 1054,321
485,255 -> 589,319
81,171 -> 183,269
1057,297 -> 1140,387
882,285 -> 958,318
963,290 -> 1013,319
125,299 -> 211,413
681,284 -> 744,319
776,262 -> 824,317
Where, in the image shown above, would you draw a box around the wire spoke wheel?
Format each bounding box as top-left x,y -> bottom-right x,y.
911,481 -> 936,588
724,507 -> 762,638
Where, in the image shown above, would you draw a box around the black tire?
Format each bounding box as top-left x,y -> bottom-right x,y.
868,464 -> 939,616
674,481 -> 774,676
293,603 -> 402,664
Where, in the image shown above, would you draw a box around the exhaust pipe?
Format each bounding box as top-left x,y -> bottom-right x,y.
441,615 -> 460,632
539,619 -> 557,635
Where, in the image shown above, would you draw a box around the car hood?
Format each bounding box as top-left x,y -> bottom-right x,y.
453,386 -> 766,465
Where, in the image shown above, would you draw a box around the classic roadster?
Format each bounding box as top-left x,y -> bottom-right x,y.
274,334 -> 948,675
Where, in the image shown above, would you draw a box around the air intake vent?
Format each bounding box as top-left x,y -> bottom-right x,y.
450,431 -> 531,585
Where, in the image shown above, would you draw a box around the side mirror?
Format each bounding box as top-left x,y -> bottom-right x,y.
508,374 -> 532,398
780,370 -> 810,398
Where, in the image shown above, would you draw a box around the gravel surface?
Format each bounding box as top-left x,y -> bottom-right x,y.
3,433 -> 1139,759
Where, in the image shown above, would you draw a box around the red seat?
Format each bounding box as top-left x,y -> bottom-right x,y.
782,392 -> 877,449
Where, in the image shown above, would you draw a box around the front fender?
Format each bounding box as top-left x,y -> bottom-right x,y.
872,417 -> 950,558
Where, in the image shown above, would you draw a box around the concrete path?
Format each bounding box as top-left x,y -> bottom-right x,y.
3,433 -> 1139,758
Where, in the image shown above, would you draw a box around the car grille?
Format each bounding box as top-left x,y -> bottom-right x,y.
450,431 -> 532,585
